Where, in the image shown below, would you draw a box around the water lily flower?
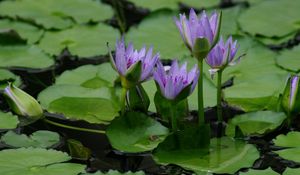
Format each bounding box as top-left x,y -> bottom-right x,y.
3,83 -> 43,124
175,8 -> 221,59
282,75 -> 300,116
154,60 -> 199,101
206,36 -> 241,77
109,38 -> 160,88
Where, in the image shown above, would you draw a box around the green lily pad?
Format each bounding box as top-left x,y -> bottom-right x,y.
38,85 -> 120,124
0,45 -> 54,69
127,10 -> 190,60
83,170 -> 145,175
1,130 -> 60,148
55,63 -> 118,88
240,168 -> 279,175
106,112 -> 169,153
0,0 -> 113,29
273,132 -> 300,148
154,136 -> 259,174
39,23 -> 119,57
0,111 -> 19,129
284,168 -> 300,175
0,148 -> 85,175
0,19 -> 43,44
226,111 -> 286,137
129,0 -> 219,11
238,0 -> 300,38
0,69 -> 21,90
219,37 -> 287,112
276,45 -> 300,72
274,132 -> 300,163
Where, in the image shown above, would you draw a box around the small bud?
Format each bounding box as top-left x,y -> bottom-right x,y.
281,75 -> 300,116
3,83 -> 43,124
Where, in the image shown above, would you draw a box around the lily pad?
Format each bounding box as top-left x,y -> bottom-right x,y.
240,168 -> 279,175
274,132 -> 300,163
154,136 -> 259,174
83,170 -> 145,175
38,85 -> 120,124
276,45 -> 300,72
0,111 -> 19,129
129,0 -> 219,11
0,69 -> 21,90
226,111 -> 286,137
106,112 -> 169,153
0,0 -> 113,29
0,45 -> 54,69
238,0 -> 300,38
0,148 -> 85,175
55,63 -> 118,88
273,132 -> 300,148
220,37 -> 287,112
38,23 -> 119,57
1,130 -> 60,148
127,10 -> 190,60
284,168 -> 300,175
0,19 -> 43,44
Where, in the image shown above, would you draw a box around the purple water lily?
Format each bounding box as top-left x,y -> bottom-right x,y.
206,36 -> 240,76
154,60 -> 199,100
109,38 -> 160,83
175,8 -> 221,52
289,76 -> 299,110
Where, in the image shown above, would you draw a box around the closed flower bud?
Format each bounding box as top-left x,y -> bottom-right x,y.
3,83 -> 43,124
282,75 -> 300,116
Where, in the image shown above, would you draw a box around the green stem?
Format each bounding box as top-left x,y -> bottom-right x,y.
217,70 -> 223,122
112,0 -> 126,34
43,119 -> 105,134
120,87 -> 128,115
198,59 -> 205,125
170,102 -> 178,132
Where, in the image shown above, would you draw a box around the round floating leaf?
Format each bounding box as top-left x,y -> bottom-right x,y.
0,148 -> 85,175
275,147 -> 300,163
1,130 -> 60,148
0,111 -> 19,129
238,0 -> 300,38
274,132 -> 300,163
0,19 -> 43,44
273,132 -> 300,148
0,69 -> 21,90
55,64 -> 118,88
0,0 -> 113,29
106,112 -> 169,153
129,0 -> 219,11
127,10 -> 190,60
39,24 -> 119,57
83,170 -> 145,175
38,85 -> 120,124
226,111 -> 286,137
284,168 -> 300,175
0,45 -> 54,69
240,168 -> 279,175
154,137 -> 259,174
276,45 -> 300,72
219,37 -> 287,112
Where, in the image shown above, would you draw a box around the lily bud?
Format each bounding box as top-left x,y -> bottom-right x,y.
281,75 -> 300,116
3,83 -> 43,124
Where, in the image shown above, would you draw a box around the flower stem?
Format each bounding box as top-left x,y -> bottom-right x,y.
120,87 -> 128,116
198,59 -> 205,125
43,118 -> 105,134
170,102 -> 178,132
217,70 -> 223,122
